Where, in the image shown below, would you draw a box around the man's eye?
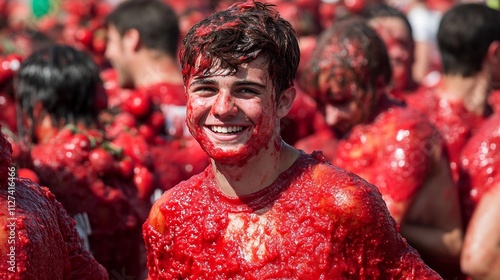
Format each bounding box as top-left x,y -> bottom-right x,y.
191,86 -> 216,95
236,88 -> 259,97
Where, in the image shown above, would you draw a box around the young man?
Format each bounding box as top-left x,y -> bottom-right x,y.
0,126 -> 108,279
143,1 -> 441,279
103,0 -> 209,196
361,4 -> 421,99
295,17 -> 463,278
104,0 -> 186,133
403,3 -> 500,222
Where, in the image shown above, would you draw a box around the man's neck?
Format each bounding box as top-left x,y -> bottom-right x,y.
133,51 -> 183,88
438,72 -> 490,115
212,141 -> 300,198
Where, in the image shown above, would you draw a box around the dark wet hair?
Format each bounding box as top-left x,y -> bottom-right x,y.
301,16 -> 391,101
105,0 -> 180,57
360,3 -> 414,49
179,0 -> 300,98
14,45 -> 101,141
438,3 -> 500,76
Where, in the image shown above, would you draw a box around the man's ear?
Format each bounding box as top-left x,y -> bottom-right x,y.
122,28 -> 141,52
276,86 -> 296,118
488,40 -> 500,65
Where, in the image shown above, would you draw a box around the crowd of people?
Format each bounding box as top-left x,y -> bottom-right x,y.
0,0 -> 499,279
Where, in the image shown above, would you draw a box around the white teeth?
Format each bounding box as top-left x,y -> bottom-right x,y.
210,126 -> 244,133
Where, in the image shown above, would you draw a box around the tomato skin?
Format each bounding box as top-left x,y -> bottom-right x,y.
117,157 -> 134,179
138,124 -> 155,142
75,28 -> 93,47
133,165 -> 155,200
147,111 -> 166,134
18,168 -> 40,184
344,0 -> 365,14
89,148 -> 115,175
122,91 -> 152,119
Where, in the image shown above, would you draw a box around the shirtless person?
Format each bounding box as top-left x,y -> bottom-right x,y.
295,17 -> 462,278
0,125 -> 108,279
404,3 -> 500,184
460,115 -> 500,279
143,1 -> 441,279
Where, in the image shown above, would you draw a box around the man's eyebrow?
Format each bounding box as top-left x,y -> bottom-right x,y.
189,78 -> 267,89
189,78 -> 217,87
233,80 -> 267,89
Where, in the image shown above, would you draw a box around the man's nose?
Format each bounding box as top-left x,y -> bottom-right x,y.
211,90 -> 238,118
324,104 -> 342,127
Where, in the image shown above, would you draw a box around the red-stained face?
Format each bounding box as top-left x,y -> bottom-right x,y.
105,25 -> 133,88
368,17 -> 413,92
317,66 -> 371,137
186,56 -> 287,165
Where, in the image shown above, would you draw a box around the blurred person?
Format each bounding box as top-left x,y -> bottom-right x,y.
459,113 -> 500,279
404,3 -> 500,223
143,1 -> 442,279
104,0 -> 209,197
271,0 -> 328,145
104,0 -> 184,109
405,0 -> 454,85
296,16 -> 463,278
13,44 -> 148,278
361,4 -> 420,99
0,125 -> 108,279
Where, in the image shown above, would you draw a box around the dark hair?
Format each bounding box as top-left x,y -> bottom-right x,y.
179,0 -> 300,98
301,16 -> 391,100
14,45 -> 101,140
360,3 -> 414,47
105,0 -> 180,57
438,3 -> 500,76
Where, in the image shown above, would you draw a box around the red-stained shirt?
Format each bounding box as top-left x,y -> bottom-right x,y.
0,178 -> 108,279
460,113 -> 500,224
143,152 -> 442,279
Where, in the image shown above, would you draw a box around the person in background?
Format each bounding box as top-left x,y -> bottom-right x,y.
103,0 -> 209,199
143,1 -> 441,278
295,16 -> 463,279
0,124 -> 108,279
361,4 -> 421,99
103,0 -> 185,129
459,41 -> 500,276
13,44 -> 148,278
404,3 -> 500,226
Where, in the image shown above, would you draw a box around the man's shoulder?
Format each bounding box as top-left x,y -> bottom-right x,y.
305,156 -> 385,209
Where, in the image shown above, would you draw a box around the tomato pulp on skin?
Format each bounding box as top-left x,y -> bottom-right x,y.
144,152 -> 441,279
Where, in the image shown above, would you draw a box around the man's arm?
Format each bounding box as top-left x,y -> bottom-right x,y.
401,155 -> 463,261
461,183 -> 500,280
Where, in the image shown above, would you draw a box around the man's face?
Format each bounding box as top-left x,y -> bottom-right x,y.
105,25 -> 133,88
185,56 -> 284,165
369,17 -> 413,91
317,67 -> 370,137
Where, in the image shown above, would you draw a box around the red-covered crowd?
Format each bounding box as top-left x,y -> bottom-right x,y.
0,0 -> 499,279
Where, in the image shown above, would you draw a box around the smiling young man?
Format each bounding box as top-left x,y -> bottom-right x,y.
142,1 -> 441,279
